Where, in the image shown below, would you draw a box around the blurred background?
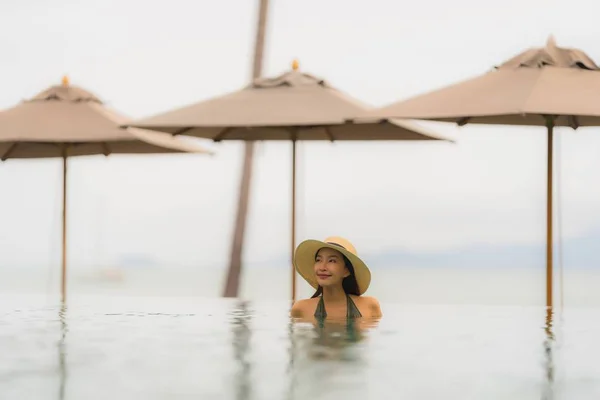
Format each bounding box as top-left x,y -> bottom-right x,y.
1,0 -> 600,306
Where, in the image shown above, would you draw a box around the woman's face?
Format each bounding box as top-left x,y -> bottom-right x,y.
313,247 -> 350,288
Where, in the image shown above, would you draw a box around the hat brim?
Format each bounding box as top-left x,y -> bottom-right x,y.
293,240 -> 371,295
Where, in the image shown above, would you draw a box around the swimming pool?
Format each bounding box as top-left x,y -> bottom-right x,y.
1,294 -> 598,399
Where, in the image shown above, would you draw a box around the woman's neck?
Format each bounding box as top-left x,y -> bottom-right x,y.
321,285 -> 347,304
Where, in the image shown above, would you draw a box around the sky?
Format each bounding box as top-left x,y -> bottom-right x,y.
1,0 -> 600,270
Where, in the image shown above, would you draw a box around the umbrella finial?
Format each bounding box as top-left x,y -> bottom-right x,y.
61,75 -> 70,87
292,59 -> 299,71
546,35 -> 557,48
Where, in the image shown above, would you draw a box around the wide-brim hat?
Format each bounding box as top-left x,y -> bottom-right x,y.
293,236 -> 371,295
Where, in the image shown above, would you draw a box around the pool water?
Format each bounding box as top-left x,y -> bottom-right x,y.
1,294 -> 599,399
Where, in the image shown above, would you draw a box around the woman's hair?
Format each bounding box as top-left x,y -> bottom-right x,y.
311,251 -> 361,298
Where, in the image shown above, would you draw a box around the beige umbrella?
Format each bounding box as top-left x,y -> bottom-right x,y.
0,76 -> 213,303
125,61 -> 451,301
355,36 -> 600,308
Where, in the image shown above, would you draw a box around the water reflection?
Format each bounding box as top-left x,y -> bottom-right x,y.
299,317 -> 379,359
309,318 -> 369,360
285,317 -> 296,400
541,307 -> 555,400
229,300 -> 253,400
285,317 -> 379,400
57,304 -> 68,400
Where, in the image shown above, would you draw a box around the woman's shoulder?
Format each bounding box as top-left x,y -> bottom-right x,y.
351,295 -> 382,317
349,294 -> 379,305
290,297 -> 319,318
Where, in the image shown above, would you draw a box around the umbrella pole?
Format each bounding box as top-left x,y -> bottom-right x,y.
61,155 -> 68,304
546,122 -> 554,309
291,140 -> 297,303
223,0 -> 269,298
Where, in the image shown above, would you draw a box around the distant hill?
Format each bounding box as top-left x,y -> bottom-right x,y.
249,228 -> 600,270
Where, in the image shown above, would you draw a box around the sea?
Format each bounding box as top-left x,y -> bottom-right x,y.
1,265 -> 600,399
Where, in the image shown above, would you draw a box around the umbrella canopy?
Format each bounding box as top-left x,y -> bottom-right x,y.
359,36 -> 600,126
125,63 -> 448,141
0,77 -> 213,304
126,62 -> 450,302
355,37 -> 600,308
0,77 -> 212,159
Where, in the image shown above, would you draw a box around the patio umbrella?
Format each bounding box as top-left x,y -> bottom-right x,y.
124,61 -> 450,302
0,76 -> 213,303
354,36 -> 600,308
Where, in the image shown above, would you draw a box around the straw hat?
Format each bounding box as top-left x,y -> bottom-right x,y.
293,236 -> 371,295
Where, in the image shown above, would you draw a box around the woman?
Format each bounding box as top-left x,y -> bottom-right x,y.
290,236 -> 382,320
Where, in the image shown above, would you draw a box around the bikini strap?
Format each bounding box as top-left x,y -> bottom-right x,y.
313,295 -> 362,320
314,295 -> 327,319
346,295 -> 363,318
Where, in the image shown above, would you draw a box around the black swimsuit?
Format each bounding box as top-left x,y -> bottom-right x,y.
313,295 -> 363,319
